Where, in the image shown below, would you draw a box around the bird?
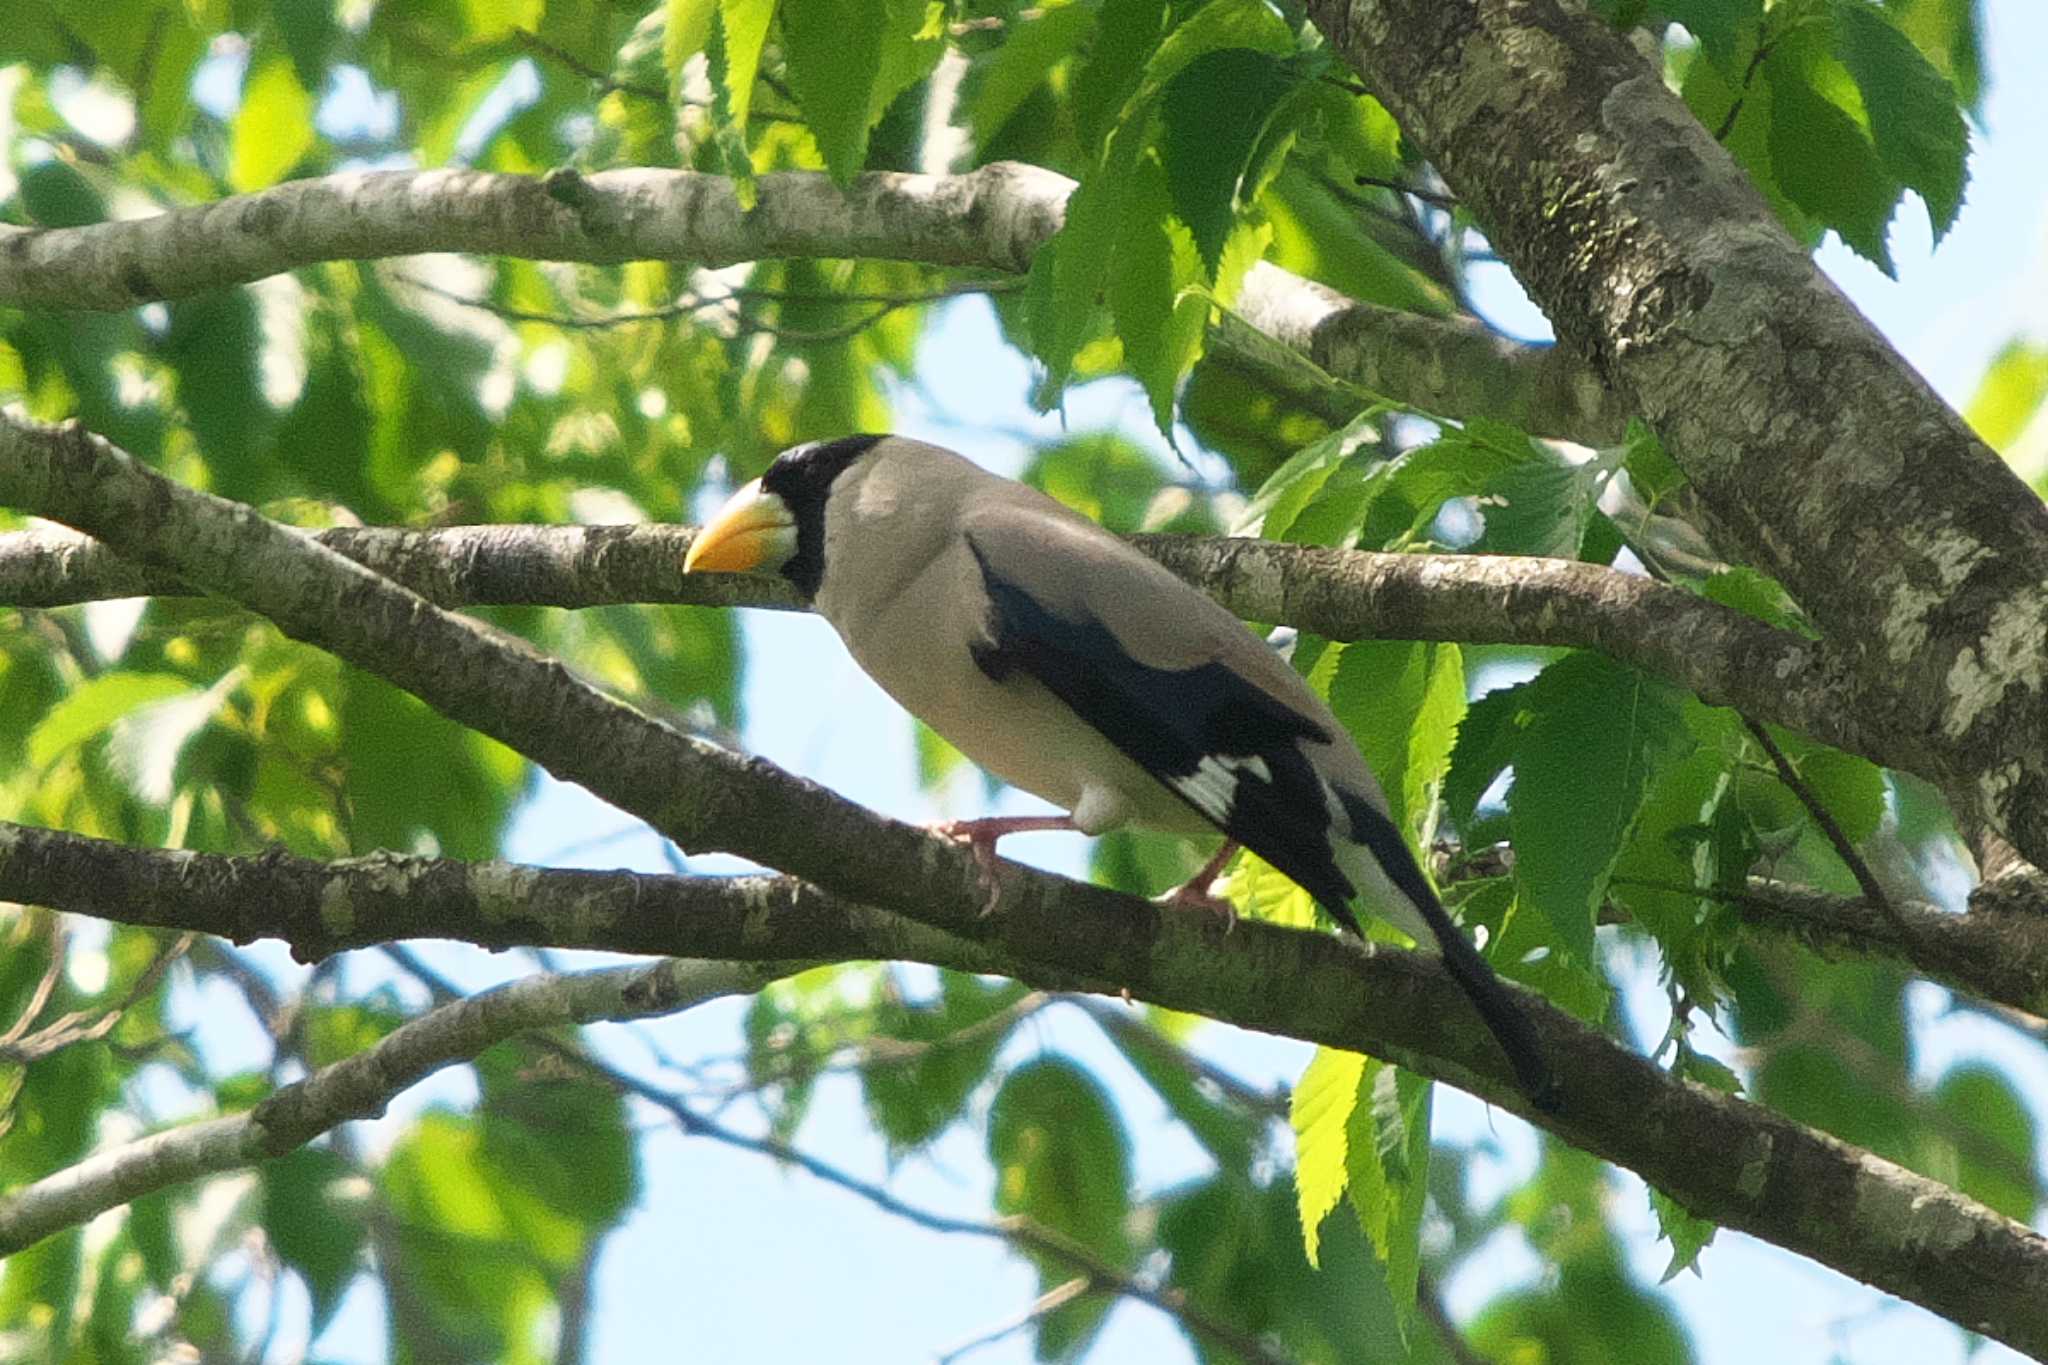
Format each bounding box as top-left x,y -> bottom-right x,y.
684,433 -> 1557,1111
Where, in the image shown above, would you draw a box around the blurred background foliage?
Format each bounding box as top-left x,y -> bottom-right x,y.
2,0 -> 2043,1361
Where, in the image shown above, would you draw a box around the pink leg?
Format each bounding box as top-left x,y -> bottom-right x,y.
1156,839 -> 1241,930
931,814 -> 1080,914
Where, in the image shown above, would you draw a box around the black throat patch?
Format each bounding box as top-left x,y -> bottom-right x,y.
759,434 -> 886,600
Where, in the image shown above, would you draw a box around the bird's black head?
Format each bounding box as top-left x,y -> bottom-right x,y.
759,433 -> 887,599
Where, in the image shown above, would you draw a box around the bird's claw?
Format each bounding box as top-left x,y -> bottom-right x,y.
1155,882 -> 1239,932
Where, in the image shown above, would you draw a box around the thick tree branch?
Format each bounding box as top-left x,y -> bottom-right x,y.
0,519 -> 1902,779
0,956 -> 786,1256
1,820 -> 2045,1354
1302,0 -> 2048,866
0,163 -> 1625,443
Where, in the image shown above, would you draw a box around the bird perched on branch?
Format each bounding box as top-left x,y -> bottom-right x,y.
685,434 -> 1556,1111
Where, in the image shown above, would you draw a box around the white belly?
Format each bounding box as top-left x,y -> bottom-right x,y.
822,555 -> 1209,836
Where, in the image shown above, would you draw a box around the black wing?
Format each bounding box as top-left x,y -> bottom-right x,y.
965,535 -> 1367,930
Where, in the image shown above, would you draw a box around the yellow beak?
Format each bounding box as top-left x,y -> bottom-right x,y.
683,479 -> 798,574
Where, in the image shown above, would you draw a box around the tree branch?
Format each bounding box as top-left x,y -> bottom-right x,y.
3,414 -> 2046,1350
1,820 -> 2046,1354
0,956 -> 789,1257
0,163 -> 1625,443
1301,0 -> 2048,867
0,518 -> 1905,781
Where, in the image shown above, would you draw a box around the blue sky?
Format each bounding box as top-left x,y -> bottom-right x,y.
150,4 -> 2048,1360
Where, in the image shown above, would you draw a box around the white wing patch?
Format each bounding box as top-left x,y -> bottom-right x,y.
1170,754 -> 1274,826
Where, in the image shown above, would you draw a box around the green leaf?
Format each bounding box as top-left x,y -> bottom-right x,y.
1926,1063 -> 2038,1221
1648,1185 -> 1718,1281
1796,748 -> 1886,845
1508,653 -> 1689,961
1158,48 -> 1300,276
777,0 -> 882,180
861,974 -> 1025,1152
1701,565 -> 1805,631
719,0 -> 777,130
1831,0 -> 1969,239
1443,679 -> 1535,829
1476,445 -> 1611,558
1762,48 -> 1899,274
964,3 -> 1097,153
1327,640 -> 1465,843
228,56 -> 318,193
1291,1045 -> 1366,1268
988,1058 -> 1132,1358
1620,419 -> 1687,507
1136,0 -> 1294,99
261,1147 -> 366,1334
1665,0 -> 1763,70
18,160 -> 104,228
1342,1061 -> 1432,1332
666,0 -> 720,77
1108,152 -> 1210,435
1233,410 -> 1384,540
476,1046 -> 639,1238
28,672 -> 193,769
1965,341 -> 2048,455
1071,0 -> 1167,147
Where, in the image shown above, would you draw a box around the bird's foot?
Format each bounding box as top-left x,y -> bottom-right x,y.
1154,839 -> 1242,931
930,814 -> 1079,916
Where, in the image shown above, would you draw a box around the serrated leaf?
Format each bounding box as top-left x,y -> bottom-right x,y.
1763,49 -> 1899,273
1476,447 -> 1607,558
1327,641 -> 1465,842
1233,410 -> 1383,539
1343,1060 -> 1432,1334
1291,1045 -> 1366,1268
1648,1185 -> 1717,1281
965,3 -> 1097,152
666,0 -> 719,76
28,672 -> 194,769
1620,419 -> 1687,506
1831,0 -> 1969,239
1443,679 -> 1536,829
228,56 -> 317,193
1071,0 -> 1167,147
1508,653 -> 1690,961
1158,48 -> 1299,276
718,0 -> 777,130
781,0 -> 923,181
1109,152 -> 1210,435
1701,565 -> 1804,631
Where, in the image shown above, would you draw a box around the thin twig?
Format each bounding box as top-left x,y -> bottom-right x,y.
1355,174 -> 1459,212
934,1277 -> 1092,1363
1737,715 -> 1910,942
512,27 -> 668,104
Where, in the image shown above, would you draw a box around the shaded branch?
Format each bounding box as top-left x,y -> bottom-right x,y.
0,163 -> 1626,443
0,519 -> 1906,781
0,957 -> 788,1256
2,819 -> 2046,1355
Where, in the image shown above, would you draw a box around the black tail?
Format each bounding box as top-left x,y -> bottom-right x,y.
1331,793 -> 1560,1112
